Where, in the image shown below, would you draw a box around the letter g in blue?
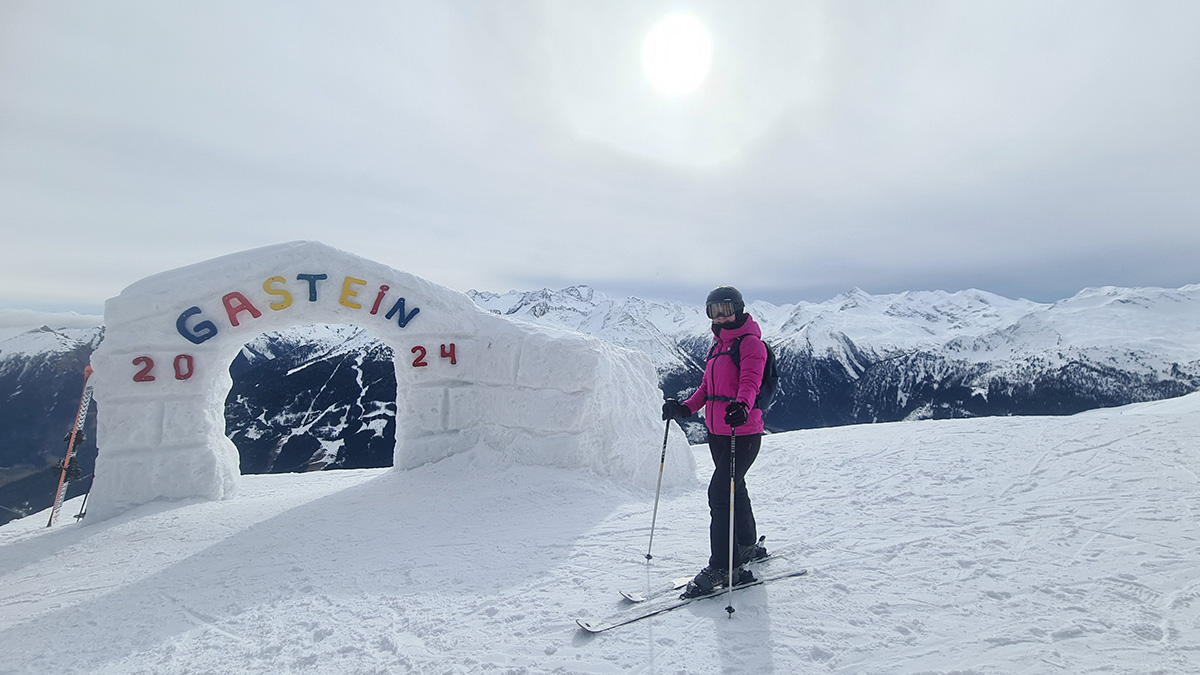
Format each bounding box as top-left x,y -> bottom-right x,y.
177,306 -> 219,345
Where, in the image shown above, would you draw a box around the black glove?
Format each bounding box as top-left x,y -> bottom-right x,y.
662,399 -> 691,420
724,401 -> 749,427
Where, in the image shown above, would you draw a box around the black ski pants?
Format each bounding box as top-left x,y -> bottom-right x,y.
705,432 -> 762,569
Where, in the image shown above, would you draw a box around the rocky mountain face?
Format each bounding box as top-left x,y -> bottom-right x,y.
226,325 -> 397,475
3,284 -> 1198,524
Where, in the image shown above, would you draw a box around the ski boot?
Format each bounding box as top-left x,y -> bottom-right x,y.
680,564 -> 756,599
738,536 -> 769,566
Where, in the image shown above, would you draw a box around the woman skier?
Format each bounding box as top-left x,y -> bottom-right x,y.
662,285 -> 770,598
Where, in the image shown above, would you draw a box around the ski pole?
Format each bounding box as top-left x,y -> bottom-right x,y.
74,474 -> 94,521
645,419 -> 671,560
725,426 -> 737,617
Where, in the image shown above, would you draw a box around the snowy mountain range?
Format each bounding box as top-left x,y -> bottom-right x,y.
2,284 -> 1198,524
471,284 -> 1200,438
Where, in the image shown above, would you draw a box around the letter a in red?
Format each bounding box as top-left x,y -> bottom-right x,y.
222,292 -> 262,327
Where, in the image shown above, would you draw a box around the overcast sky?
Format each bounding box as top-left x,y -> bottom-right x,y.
2,1 -> 1198,314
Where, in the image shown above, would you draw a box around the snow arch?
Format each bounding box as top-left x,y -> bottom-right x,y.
88,241 -> 694,521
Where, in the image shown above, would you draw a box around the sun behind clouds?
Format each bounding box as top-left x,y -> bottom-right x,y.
641,12 -> 713,96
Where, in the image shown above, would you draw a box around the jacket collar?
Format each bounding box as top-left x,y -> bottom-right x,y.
712,313 -> 761,342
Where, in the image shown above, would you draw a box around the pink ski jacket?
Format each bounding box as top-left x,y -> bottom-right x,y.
682,314 -> 768,436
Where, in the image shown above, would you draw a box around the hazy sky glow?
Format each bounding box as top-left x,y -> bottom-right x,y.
641,13 -> 713,96
1,1 -> 1198,313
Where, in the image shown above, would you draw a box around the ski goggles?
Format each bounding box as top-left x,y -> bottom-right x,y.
706,300 -> 738,319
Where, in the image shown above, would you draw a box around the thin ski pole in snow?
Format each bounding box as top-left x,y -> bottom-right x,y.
725,426 -> 737,617
645,420 -> 671,560
74,475 -> 94,521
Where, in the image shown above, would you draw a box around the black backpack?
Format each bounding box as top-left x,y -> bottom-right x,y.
706,335 -> 780,412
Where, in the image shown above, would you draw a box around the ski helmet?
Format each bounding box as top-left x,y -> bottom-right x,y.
705,286 -> 745,320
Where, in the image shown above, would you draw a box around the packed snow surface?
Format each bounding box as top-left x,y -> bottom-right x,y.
3,393 -> 1198,673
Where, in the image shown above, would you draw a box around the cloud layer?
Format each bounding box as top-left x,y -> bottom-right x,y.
1,1 -> 1197,310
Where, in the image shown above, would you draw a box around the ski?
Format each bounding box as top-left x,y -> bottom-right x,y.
47,366 -> 93,528
620,538 -> 792,604
619,576 -> 694,604
577,567 -> 808,633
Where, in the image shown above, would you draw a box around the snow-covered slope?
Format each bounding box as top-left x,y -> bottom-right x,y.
0,310 -> 103,354
3,394 -> 1198,673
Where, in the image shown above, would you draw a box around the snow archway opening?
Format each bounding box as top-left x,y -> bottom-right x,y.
226,324 -> 398,474
86,242 -> 695,522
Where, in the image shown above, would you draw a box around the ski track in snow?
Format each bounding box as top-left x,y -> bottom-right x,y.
2,395 -> 1199,673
